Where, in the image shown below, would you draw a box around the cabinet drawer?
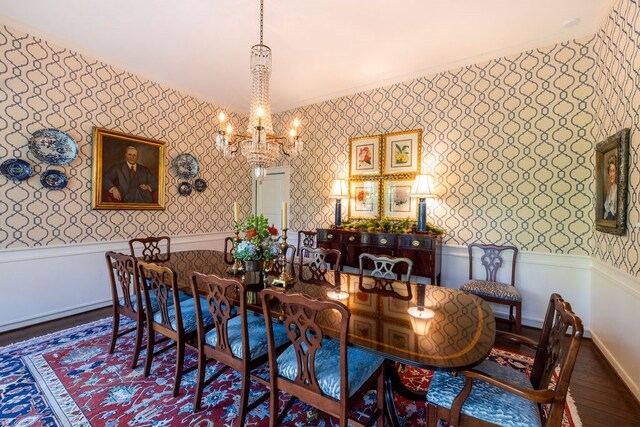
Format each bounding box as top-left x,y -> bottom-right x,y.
342,232 -> 361,244
317,229 -> 340,243
371,234 -> 396,247
399,235 -> 433,250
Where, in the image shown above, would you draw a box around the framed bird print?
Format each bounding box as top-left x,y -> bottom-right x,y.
382,129 -> 422,176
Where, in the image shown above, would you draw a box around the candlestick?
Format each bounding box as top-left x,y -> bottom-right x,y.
227,228 -> 244,275
233,202 -> 239,223
272,228 -> 294,286
282,202 -> 288,229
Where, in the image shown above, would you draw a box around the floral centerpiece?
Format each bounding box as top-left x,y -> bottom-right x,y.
233,214 -> 281,270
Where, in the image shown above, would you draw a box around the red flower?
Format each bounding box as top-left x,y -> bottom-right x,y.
246,229 -> 257,239
268,225 -> 279,236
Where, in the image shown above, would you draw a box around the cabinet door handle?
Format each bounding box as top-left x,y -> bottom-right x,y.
412,240 -> 420,247
327,234 -> 333,239
380,238 -> 388,245
348,236 -> 355,242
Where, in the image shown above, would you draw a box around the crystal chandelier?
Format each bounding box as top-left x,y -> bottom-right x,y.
214,0 -> 303,182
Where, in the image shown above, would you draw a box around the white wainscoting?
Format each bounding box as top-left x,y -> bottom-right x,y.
590,259 -> 640,402
0,232 -> 229,333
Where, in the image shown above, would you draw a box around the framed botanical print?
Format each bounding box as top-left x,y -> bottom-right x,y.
595,128 -> 629,235
349,135 -> 381,177
382,179 -> 417,220
91,127 -> 165,210
349,180 -> 380,219
382,129 -> 422,175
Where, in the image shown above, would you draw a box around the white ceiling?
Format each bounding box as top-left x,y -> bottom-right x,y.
0,0 -> 614,115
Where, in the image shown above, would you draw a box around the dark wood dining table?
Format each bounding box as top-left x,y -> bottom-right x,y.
157,249 -> 496,426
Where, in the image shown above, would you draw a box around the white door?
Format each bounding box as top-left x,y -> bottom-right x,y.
254,166 -> 290,230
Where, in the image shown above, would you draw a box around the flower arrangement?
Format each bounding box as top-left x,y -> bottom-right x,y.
233,214 -> 281,261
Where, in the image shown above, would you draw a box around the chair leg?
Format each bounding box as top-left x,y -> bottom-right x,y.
144,326 -> 155,377
193,350 -> 206,413
173,340 -> 185,397
269,385 -> 279,427
426,403 -> 439,427
109,312 -> 119,354
131,318 -> 144,369
515,303 -> 522,335
376,371 -> 385,427
236,368 -> 250,427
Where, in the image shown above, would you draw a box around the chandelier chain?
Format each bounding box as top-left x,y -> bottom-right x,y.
259,0 -> 264,45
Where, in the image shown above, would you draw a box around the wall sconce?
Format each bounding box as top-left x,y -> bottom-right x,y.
410,174 -> 436,232
328,179 -> 349,227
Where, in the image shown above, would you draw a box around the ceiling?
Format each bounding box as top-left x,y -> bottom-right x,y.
0,0 -> 614,115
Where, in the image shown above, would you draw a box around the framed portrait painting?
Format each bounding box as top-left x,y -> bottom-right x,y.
382,129 -> 422,176
349,180 -> 380,219
382,179 -> 417,220
91,127 -> 166,210
349,135 -> 381,177
595,128 -> 629,235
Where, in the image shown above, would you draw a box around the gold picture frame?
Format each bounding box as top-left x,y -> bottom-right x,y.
348,180 -> 380,219
382,129 -> 422,176
91,127 -> 166,210
382,179 -> 417,220
349,135 -> 382,177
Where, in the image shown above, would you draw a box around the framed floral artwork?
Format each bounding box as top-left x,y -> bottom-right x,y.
382,179 -> 417,220
382,129 -> 422,176
349,135 -> 381,177
349,180 -> 380,219
595,128 -> 629,235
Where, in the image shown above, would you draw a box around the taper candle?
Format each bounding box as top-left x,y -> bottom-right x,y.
233,202 -> 239,223
282,202 -> 288,229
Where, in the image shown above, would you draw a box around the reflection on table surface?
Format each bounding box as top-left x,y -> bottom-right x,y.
157,249 -> 496,370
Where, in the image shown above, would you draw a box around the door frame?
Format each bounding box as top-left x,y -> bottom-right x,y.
252,165 -> 291,215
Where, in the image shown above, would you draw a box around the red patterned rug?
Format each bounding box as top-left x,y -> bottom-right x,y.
0,318 -> 581,426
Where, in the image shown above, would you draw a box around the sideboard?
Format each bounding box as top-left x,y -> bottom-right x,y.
316,228 -> 442,286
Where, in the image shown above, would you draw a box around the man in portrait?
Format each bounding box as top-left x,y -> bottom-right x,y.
103,145 -> 157,203
603,153 -> 617,220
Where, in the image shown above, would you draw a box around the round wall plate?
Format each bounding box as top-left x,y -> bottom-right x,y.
172,153 -> 199,179
40,169 -> 68,190
178,181 -> 192,196
28,128 -> 79,166
0,158 -> 34,182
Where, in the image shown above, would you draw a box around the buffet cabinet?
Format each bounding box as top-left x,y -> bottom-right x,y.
316,228 -> 442,286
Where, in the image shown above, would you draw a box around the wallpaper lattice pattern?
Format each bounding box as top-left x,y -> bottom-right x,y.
0,25 -> 252,249
274,38 -> 596,255
592,0 -> 640,277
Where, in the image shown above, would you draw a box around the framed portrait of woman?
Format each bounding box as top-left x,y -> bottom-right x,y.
595,128 -> 629,235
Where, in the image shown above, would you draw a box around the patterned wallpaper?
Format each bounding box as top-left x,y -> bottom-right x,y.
274,38 -> 596,256
0,25 -> 252,249
592,0 -> 640,277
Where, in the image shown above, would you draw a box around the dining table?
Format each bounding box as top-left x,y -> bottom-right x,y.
156,249 -> 496,426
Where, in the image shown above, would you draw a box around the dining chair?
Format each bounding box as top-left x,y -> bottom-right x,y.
105,251 -> 145,368
358,253 -> 413,300
267,244 -> 296,278
297,246 -> 342,286
297,230 -> 317,254
261,289 -> 385,427
129,236 -> 171,262
426,293 -> 583,427
137,260 -> 213,397
189,272 -> 289,425
460,243 -> 521,333
223,236 -> 236,265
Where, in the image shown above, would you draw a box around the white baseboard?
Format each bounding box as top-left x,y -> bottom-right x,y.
591,330 -> 640,402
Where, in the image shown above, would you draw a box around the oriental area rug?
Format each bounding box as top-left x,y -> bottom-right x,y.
0,318 -> 581,426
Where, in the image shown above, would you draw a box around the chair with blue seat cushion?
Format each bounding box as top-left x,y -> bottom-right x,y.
129,235 -> 171,262
189,272 -> 289,427
358,253 -> 413,300
426,293 -> 583,427
460,243 -> 521,334
105,251 -> 145,369
138,261 -> 205,397
261,289 -> 384,427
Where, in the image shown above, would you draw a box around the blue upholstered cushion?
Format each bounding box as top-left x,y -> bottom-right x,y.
152,296 -> 215,334
460,280 -> 522,302
276,337 -> 384,400
204,311 -> 288,359
426,360 -> 541,427
118,290 -> 190,313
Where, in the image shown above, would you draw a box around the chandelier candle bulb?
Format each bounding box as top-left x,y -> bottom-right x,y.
218,111 -> 226,123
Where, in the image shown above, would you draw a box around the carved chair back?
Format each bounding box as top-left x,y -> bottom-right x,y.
105,251 -> 141,314
190,272 -> 246,359
468,243 -> 518,285
297,230 -> 318,254
129,236 -> 171,262
261,289 -> 350,399
267,244 -> 297,277
358,253 -> 413,300
298,246 -> 342,286
223,236 -> 236,265
137,261 -> 182,331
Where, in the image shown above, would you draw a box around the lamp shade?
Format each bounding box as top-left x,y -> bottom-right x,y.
329,179 -> 349,199
410,174 -> 436,198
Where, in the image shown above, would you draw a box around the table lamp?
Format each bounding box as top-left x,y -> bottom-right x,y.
328,179 -> 349,227
410,174 -> 436,232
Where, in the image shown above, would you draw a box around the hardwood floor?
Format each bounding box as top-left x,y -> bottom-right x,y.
1,308 -> 639,426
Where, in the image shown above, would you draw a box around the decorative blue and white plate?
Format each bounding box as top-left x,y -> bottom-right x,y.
0,158 -> 34,182
172,153 -> 199,179
40,169 -> 68,190
28,128 -> 79,166
194,178 -> 207,192
178,181 -> 192,196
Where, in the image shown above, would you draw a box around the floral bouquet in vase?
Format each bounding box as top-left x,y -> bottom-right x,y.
234,214 -> 281,271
